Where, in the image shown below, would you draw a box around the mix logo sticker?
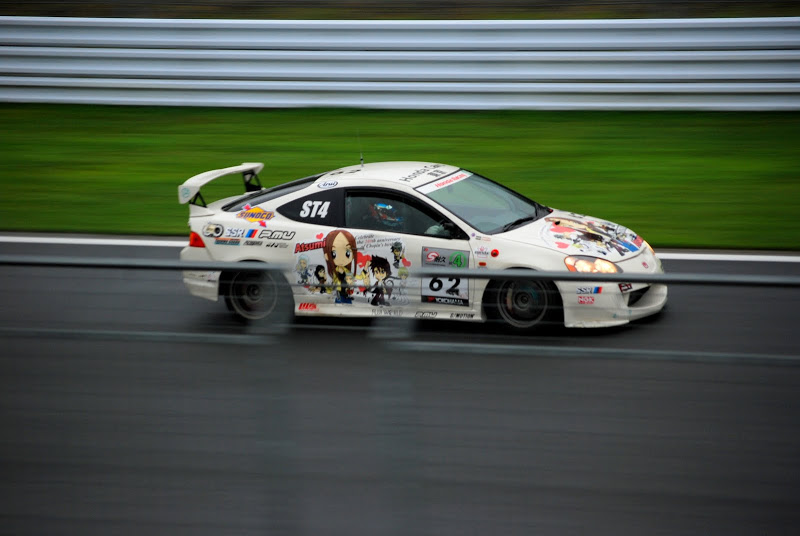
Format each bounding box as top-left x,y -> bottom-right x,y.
450,313 -> 475,319
578,296 -> 595,305
619,283 -> 633,293
415,311 -> 438,319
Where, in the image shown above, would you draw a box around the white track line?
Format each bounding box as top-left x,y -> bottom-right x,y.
1,234 -> 799,263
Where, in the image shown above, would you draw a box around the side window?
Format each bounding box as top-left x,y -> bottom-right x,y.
277,189 -> 343,226
345,190 -> 464,238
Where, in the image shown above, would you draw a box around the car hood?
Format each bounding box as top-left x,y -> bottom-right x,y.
502,210 -> 646,262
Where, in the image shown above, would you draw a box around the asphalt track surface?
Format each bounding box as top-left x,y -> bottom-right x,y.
2,237 -> 800,535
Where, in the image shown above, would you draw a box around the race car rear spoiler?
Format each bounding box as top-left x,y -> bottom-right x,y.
178,162 -> 265,206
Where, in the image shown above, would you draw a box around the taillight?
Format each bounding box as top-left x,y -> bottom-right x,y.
188,231 -> 205,248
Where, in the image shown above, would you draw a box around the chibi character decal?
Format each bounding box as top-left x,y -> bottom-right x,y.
393,266 -> 410,305
295,255 -> 311,285
360,255 -> 393,306
390,241 -> 406,269
310,264 -> 331,294
323,229 -> 357,304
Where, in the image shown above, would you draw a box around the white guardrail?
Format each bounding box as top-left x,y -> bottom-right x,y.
1,16 -> 799,110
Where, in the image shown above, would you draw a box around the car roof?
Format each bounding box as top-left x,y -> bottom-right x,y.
316,161 -> 461,189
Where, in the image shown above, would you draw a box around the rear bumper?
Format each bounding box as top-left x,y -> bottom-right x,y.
180,246 -> 220,302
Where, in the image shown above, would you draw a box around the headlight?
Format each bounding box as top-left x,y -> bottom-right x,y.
564,256 -> 622,274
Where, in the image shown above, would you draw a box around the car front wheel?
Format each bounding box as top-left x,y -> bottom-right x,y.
485,278 -> 561,331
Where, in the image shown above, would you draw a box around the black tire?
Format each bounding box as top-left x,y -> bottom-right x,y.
484,277 -> 562,331
222,268 -> 290,322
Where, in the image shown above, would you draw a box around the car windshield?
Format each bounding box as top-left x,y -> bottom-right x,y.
416,170 -> 547,234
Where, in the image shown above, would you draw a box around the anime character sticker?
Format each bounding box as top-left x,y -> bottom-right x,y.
544,216 -> 641,257
295,254 -> 311,285
393,266 -> 410,305
310,264 -> 331,294
323,229 -> 357,304
359,255 -> 393,306
390,241 -> 406,269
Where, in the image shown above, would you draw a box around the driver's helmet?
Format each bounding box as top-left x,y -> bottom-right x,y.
369,202 -> 404,229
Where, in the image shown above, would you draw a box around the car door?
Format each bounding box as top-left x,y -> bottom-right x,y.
343,188 -> 475,318
276,186 -> 347,309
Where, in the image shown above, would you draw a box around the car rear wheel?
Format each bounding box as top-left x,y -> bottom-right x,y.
223,268 -> 288,322
485,278 -> 561,331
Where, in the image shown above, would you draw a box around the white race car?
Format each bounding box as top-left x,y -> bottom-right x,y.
178,161 -> 667,330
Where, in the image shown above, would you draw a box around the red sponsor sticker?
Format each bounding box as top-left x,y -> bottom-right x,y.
298,303 -> 317,311
578,296 -> 595,305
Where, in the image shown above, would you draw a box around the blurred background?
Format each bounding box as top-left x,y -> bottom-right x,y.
2,2 -> 800,535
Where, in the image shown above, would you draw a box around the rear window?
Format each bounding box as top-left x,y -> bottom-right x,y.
222,174 -> 322,212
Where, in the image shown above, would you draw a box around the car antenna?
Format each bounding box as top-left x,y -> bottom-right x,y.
357,128 -> 364,169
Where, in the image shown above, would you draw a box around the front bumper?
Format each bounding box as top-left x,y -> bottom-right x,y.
180,246 -> 220,302
558,249 -> 668,328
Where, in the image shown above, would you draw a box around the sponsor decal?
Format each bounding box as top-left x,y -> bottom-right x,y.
415,311 -> 438,319
578,296 -> 595,305
180,186 -> 191,201
399,163 -> 445,183
237,205 -> 275,226
259,229 -> 296,240
243,240 -> 263,246
421,246 -> 470,307
294,239 -> 326,254
246,229 -> 258,238
372,308 -> 402,316
298,303 -> 317,311
450,313 -> 475,319
265,242 -> 290,248
576,286 -> 603,295
642,261 -> 650,269
471,233 -> 492,242
202,223 -> 224,238
214,238 -> 240,246
317,180 -> 338,189
491,249 -> 499,257
424,296 -> 469,307
416,171 -> 469,193
618,283 -> 633,293
474,246 -> 490,258
222,228 -> 247,238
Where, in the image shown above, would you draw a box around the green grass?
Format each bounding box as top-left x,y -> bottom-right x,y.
2,104 -> 799,250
